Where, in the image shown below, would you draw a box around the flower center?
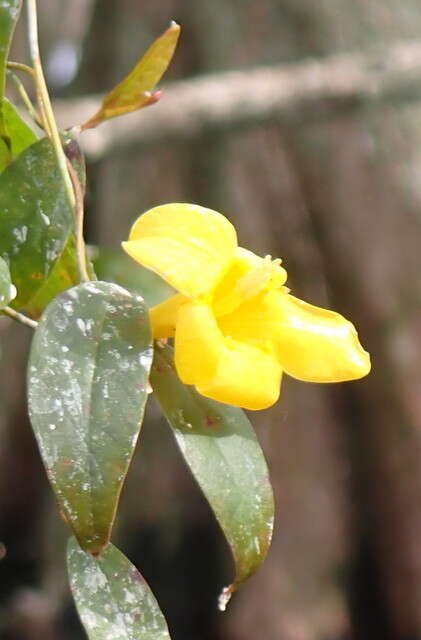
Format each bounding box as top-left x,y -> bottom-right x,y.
213,254 -> 287,317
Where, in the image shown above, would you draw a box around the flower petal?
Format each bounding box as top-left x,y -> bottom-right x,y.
274,293 -> 371,382
173,299 -> 282,409
122,203 -> 237,297
174,301 -> 224,385
218,290 -> 370,383
212,248 -> 263,316
197,341 -> 282,410
149,293 -> 188,338
217,290 -> 283,353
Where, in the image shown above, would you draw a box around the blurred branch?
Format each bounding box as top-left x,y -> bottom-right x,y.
54,39 -> 421,158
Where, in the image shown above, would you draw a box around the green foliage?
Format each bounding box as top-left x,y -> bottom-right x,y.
0,138 -> 75,309
67,538 -> 171,640
151,344 -> 274,607
23,235 -> 81,318
28,282 -> 152,554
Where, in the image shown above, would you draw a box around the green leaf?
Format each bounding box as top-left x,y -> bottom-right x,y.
2,98 -> 37,154
0,98 -> 38,172
23,235 -> 80,319
0,256 -> 15,308
28,282 -> 153,553
150,344 -> 274,609
0,137 -> 74,309
0,1 -> 21,114
0,135 -> 9,171
67,538 -> 171,640
21,134 -> 90,319
93,248 -> 174,308
82,22 -> 180,130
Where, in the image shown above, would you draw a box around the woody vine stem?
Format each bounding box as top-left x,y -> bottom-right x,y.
25,0 -> 89,284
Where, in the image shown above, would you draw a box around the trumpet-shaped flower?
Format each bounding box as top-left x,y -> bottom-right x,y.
122,203 -> 370,410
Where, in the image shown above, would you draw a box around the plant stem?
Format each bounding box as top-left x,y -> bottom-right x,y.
2,306 -> 38,329
26,0 -> 75,211
66,159 -> 90,283
6,70 -> 43,128
6,60 -> 35,81
6,61 -> 35,78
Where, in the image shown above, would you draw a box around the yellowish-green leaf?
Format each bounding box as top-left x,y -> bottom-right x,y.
0,98 -> 37,172
82,22 -> 180,130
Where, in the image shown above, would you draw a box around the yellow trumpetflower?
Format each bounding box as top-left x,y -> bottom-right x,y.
123,203 -> 370,410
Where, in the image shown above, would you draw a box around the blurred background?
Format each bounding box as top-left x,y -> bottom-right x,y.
2,1 -> 421,638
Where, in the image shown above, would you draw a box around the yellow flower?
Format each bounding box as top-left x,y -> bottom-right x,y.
122,203 -> 370,410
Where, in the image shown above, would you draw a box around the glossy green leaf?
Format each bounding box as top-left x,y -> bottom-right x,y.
0,256 -> 15,307
150,344 -> 274,609
0,98 -> 38,172
0,137 -> 74,309
93,248 -> 174,308
0,0 -> 21,128
67,538 -> 171,640
82,22 -> 180,130
21,134 -> 89,318
23,235 -> 80,319
28,282 -> 153,553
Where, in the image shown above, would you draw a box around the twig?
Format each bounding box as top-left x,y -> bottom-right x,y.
66,159 -> 90,283
6,70 -> 43,128
26,0 -> 75,210
6,61 -> 36,78
2,306 -> 38,329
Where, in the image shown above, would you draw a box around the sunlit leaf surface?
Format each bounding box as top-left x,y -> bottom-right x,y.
28,282 -> 153,553
82,22 -> 180,129
0,256 -> 15,307
151,343 -> 274,608
68,538 -> 171,640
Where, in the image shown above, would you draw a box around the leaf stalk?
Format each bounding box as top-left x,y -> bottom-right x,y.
66,159 -> 90,283
6,69 -> 43,127
2,306 -> 38,329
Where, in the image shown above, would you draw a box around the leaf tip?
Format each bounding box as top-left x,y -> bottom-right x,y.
80,115 -> 99,131
145,90 -> 162,107
218,583 -> 236,612
169,20 -> 181,33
